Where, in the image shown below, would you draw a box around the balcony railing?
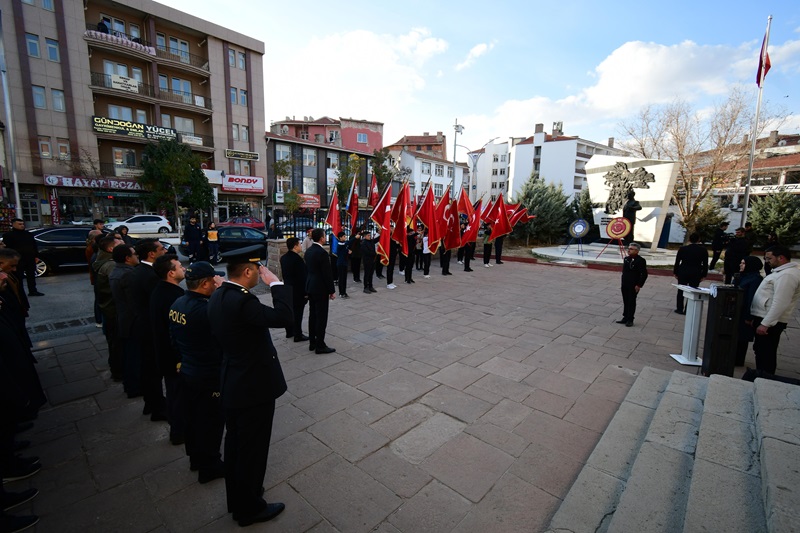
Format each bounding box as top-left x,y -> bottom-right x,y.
155,45 -> 209,71
177,131 -> 214,148
85,23 -> 152,47
90,71 -> 212,110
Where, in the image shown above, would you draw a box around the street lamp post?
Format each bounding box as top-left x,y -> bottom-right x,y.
0,10 -> 23,219
452,119 -> 464,200
456,138 -> 498,202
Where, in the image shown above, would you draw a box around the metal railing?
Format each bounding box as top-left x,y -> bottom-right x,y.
177,131 -> 214,148
154,45 -> 209,71
85,23 -> 152,47
89,71 -> 212,110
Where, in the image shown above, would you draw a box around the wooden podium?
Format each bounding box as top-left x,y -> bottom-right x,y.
670,285 -> 711,366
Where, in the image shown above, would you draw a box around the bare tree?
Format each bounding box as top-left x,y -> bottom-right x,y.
618,87 -> 779,236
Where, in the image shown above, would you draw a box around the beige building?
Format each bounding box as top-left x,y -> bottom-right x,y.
0,0 -> 266,227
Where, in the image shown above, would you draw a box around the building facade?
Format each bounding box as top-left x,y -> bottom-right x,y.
0,0 -> 266,228
385,132 -> 447,160
269,116 -> 383,155
388,148 -> 467,203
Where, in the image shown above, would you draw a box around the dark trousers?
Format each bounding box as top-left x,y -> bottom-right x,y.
308,295 -> 330,348
164,373 -> 184,439
285,295 -> 306,338
440,249 -> 451,274
330,254 -> 338,279
224,399 -> 276,517
483,244 -> 492,264
141,337 -> 165,413
398,251 -> 407,272
363,258 -> 375,288
464,243 -> 475,270
494,236 -> 504,263
386,246 -> 398,284
404,254 -> 413,282
208,242 -> 219,264
422,253 -> 432,275
337,264 -> 348,295
621,284 -> 638,321
102,311 -> 124,379
182,374 -> 224,471
375,256 -> 384,278
710,249 -> 723,271
675,274 -> 701,311
415,249 -> 423,269
18,258 -> 37,293
735,338 -> 752,367
350,256 -> 361,282
187,240 -> 201,261
123,337 -> 142,396
752,317 -> 786,375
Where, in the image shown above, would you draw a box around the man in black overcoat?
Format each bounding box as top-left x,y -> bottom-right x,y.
723,227 -> 750,284
279,237 -> 309,342
207,245 -> 292,527
617,242 -> 648,327
304,228 -> 336,354
673,232 -> 708,314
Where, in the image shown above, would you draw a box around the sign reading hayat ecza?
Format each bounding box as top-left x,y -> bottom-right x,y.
92,116 -> 177,141
585,155 -> 678,249
221,175 -> 264,193
44,175 -> 144,190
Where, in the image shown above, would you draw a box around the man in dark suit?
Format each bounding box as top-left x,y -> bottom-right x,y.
207,245 -> 292,527
616,242 -> 648,327
673,232 -> 709,314
279,237 -> 309,342
304,228 -> 336,354
127,239 -> 167,421
723,227 -> 750,284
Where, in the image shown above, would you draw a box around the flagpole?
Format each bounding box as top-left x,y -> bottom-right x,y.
740,15 -> 772,227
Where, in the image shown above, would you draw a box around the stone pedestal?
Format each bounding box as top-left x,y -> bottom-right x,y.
267,239 -> 288,278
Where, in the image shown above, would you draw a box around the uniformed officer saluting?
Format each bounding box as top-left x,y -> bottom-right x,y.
206,245 -> 293,527
168,261 -> 225,484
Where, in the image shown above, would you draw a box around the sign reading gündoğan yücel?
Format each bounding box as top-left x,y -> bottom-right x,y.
92,116 -> 177,141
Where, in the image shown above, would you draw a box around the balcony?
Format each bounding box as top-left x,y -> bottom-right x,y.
154,45 -> 210,74
177,131 -> 214,151
89,71 -> 212,113
99,162 -> 144,179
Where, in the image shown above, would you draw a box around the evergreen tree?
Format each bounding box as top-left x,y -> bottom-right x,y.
690,196 -> 728,244
748,192 -> 800,247
570,188 -> 599,240
514,176 -> 571,245
371,148 -> 396,191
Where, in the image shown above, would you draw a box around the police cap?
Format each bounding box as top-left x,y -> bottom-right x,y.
185,261 -> 224,280
220,244 -> 266,266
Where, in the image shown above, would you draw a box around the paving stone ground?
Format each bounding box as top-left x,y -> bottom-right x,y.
13,260 -> 800,532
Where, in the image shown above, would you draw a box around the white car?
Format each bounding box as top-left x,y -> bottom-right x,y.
105,215 -> 173,234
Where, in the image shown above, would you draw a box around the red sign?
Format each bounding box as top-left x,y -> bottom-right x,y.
221,175 -> 264,193
49,188 -> 61,224
606,217 -> 632,240
299,194 -> 321,209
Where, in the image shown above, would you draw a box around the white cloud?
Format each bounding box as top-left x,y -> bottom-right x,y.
455,42 -> 496,71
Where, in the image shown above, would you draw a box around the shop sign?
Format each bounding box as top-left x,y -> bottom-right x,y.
110,74 -> 139,93
225,149 -> 260,161
275,192 -> 284,203
114,166 -> 144,179
92,116 -> 177,141
299,194 -> 320,209
49,189 -> 61,224
182,135 -> 204,146
44,174 -> 145,191
221,175 -> 264,193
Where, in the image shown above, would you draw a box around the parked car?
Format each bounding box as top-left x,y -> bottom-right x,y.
179,226 -> 268,263
0,225 -> 175,277
275,217 -> 335,238
105,215 -> 173,234
218,216 -> 267,230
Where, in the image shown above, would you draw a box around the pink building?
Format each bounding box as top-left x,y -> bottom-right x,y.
270,116 -> 383,153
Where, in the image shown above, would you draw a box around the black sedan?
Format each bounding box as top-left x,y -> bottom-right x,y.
179,225 -> 267,263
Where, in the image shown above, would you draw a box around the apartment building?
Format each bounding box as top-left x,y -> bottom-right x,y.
385,132 -> 447,160
269,116 -> 383,155
0,0 -> 266,226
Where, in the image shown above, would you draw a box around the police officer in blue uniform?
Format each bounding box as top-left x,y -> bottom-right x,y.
168,261 -> 225,484
207,246 -> 292,527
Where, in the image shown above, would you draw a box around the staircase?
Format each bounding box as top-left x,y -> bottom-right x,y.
546,367 -> 800,533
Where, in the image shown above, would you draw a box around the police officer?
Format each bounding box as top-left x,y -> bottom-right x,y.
207,246 -> 292,527
168,261 -> 226,484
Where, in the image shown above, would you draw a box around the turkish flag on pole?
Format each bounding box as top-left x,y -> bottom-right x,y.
509,204 -> 534,227
488,194 -> 513,241
480,197 -> 496,223
408,195 -> 417,231
369,174 -> 379,207
370,183 -> 393,266
346,177 -> 359,232
461,200 -> 482,246
457,188 -> 474,218
324,188 -> 341,237
443,200 -> 461,250
431,185 -> 451,254
416,186 -> 441,254
391,182 -> 409,257
756,34 -> 771,87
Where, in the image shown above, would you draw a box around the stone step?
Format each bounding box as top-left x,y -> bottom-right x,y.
547,366 -> 672,533
753,378 -> 800,533
606,370 -> 707,533
682,375 -> 765,532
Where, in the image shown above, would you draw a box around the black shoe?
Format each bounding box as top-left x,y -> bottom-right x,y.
28,292 -> 44,297
142,404 -> 153,415
2,462 -> 41,483
14,423 -> 33,435
11,456 -> 40,468
339,294 -> 349,299
309,344 -> 316,352
12,441 -> 30,453
363,288 -> 371,294
674,309 -> 686,315
0,514 -> 39,532
376,275 -> 385,279
615,319 -> 627,324
353,279 -> 361,283
170,433 -> 185,446
369,287 -> 377,293
464,268 -> 473,272
625,321 -> 634,327
496,261 -> 504,264
294,334 -> 310,342
285,332 -> 294,338
198,461 -> 225,484
2,488 -> 39,512
237,502 -> 285,527
150,411 -> 168,422
315,346 -> 336,354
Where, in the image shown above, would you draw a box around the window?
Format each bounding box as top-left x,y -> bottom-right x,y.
232,124 -> 239,141
492,154 -> 499,162
499,168 -> 506,175
314,134 -> 324,143
357,133 -> 367,144
276,144 -> 291,161
303,177 -> 317,195
172,77 -> 192,103
499,182 -> 506,190
57,139 -> 70,160
534,162 -> 540,171
158,74 -> 168,90
327,152 -> 339,169
491,195 -> 496,201
241,126 -> 249,142
113,147 -> 136,167
131,67 -> 143,83
108,104 -> 133,121
136,109 -> 147,123
22,0 -> 34,4
156,33 -> 166,50
233,159 -> 250,175
500,154 -> 506,162
174,116 -> 194,134
25,34 -> 40,57
303,148 -> 316,167
41,0 -> 54,9
434,184 -> 443,197
300,130 -> 308,140
45,38 -> 59,62
38,137 -> 52,158
104,60 -> 128,77
491,169 -> 498,176
421,162 -> 431,175
534,146 -> 541,157
161,114 -> 171,128
277,174 -> 292,193
239,89 -> 247,106
447,167 -> 454,178
238,52 -> 246,70
228,49 -> 236,67
230,87 -> 237,104
491,182 -> 497,189
434,164 -> 444,177
32,86 -> 46,109
169,37 -> 190,63
129,25 -> 140,40
51,89 -> 65,112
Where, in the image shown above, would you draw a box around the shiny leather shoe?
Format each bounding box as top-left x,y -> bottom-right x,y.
309,344 -> 316,352
615,319 -> 627,324
294,334 -> 310,342
315,346 -> 336,354
236,502 -> 285,527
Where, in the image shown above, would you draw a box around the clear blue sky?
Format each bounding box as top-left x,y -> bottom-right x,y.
162,0 -> 800,160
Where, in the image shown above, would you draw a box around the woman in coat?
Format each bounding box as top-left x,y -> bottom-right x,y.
733,256 -> 763,366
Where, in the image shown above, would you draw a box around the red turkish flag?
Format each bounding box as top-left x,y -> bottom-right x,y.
324,188 -> 341,237
370,184 -> 393,266
416,186 -> 441,255
756,34 -> 771,88
461,200 -> 482,246
480,197 -> 495,223
391,182 -> 410,257
369,174 -> 379,207
457,188 -> 474,218
443,200 -> 461,251
431,185 -> 451,254
346,178 -> 359,232
486,195 -> 512,241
